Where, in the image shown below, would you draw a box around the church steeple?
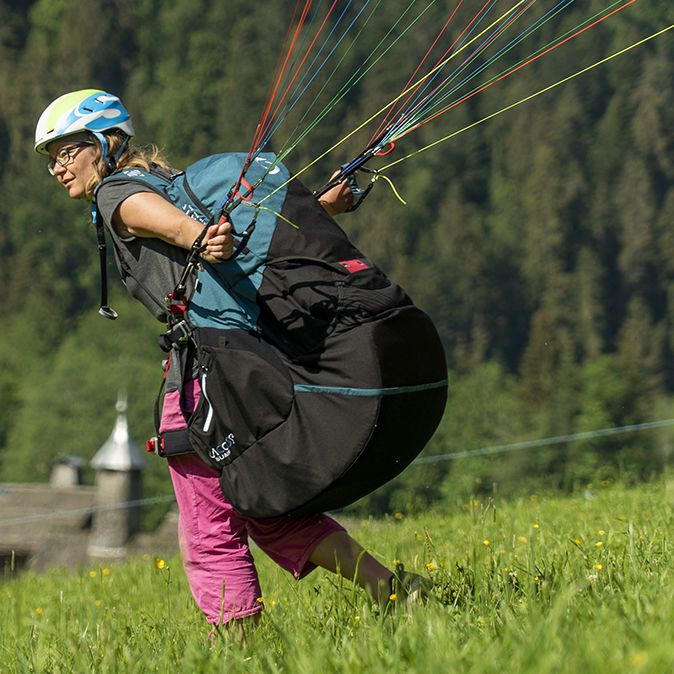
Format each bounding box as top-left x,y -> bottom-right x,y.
88,391 -> 145,559
91,391 -> 146,471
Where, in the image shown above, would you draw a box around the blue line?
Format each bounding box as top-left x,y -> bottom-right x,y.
388,0 -> 576,141
258,0 -> 358,151
294,379 -> 448,397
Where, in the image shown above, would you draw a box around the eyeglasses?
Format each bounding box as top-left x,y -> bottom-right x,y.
47,142 -> 93,175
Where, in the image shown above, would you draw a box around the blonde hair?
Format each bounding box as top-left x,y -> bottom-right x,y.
85,130 -> 172,199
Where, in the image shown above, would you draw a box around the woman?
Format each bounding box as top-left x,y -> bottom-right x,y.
35,89 -> 431,633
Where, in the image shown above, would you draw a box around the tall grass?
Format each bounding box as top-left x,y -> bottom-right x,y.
2,478 -> 673,672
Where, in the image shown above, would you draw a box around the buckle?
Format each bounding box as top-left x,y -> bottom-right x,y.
146,436 -> 164,456
165,291 -> 187,316
158,319 -> 194,352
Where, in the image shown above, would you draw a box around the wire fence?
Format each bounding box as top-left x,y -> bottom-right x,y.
1,417 -> 673,527
413,417 -> 674,464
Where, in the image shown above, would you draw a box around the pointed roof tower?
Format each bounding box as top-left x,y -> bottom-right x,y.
91,391 -> 146,471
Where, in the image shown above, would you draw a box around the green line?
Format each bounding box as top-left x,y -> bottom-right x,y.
379,23 -> 674,171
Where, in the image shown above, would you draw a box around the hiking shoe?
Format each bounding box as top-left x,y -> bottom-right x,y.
389,562 -> 434,605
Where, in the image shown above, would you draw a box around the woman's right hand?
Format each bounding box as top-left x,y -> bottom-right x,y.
201,219 -> 234,263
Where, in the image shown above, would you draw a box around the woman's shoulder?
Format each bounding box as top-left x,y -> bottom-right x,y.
96,164 -> 176,228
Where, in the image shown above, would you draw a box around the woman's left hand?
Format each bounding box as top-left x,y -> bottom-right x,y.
318,171 -> 355,216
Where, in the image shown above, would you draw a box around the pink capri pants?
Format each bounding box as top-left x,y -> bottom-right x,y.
167,453 -> 345,624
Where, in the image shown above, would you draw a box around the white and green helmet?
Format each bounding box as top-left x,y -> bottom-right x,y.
34,89 -> 134,156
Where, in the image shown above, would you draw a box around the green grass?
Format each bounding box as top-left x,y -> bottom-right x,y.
2,479 -> 673,673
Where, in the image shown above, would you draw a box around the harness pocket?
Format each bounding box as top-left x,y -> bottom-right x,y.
187,328 -> 294,471
256,257 -> 409,360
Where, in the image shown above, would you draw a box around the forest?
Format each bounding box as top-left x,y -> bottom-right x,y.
0,0 -> 672,521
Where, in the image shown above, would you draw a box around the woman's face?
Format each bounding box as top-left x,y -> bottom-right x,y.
47,139 -> 99,200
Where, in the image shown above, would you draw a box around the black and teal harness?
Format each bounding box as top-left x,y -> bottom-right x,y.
94,153 -> 448,518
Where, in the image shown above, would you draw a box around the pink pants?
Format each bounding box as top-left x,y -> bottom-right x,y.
167,453 -> 345,624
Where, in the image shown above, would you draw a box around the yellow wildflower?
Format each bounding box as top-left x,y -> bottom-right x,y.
628,652 -> 648,668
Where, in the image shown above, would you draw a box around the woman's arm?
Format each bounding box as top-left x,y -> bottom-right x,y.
112,191 -> 233,263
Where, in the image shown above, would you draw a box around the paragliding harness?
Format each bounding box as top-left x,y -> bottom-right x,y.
94,153 -> 448,518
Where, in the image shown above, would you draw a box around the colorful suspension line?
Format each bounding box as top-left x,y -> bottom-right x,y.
384,0 -> 635,145
252,0 -> 441,170
265,10 -> 670,208
313,0 -> 640,200
229,0 -> 529,206
379,0 -> 547,143
223,0 -> 663,221
312,0 -> 553,195
376,22 -> 674,174
222,0 -> 380,214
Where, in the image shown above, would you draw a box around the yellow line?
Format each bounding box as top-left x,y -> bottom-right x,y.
257,0 -> 532,204
379,23 -> 674,171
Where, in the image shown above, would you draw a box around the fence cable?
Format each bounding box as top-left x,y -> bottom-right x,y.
413,418 -> 674,464
1,418 -> 673,527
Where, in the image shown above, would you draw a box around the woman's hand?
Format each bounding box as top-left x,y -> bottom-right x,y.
318,171 -> 355,216
200,219 -> 234,263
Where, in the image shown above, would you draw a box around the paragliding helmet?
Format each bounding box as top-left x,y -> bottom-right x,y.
34,89 -> 134,170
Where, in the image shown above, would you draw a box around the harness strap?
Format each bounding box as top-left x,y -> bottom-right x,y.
146,428 -> 195,457
91,196 -> 118,319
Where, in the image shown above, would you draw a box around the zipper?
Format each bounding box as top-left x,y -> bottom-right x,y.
200,368 -> 214,433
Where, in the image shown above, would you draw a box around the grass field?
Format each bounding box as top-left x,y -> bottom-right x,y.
2,478 -> 673,673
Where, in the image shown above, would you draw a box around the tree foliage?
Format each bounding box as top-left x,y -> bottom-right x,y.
1,1 -> 672,513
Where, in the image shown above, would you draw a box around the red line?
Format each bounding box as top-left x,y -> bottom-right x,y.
395,0 -> 637,140
393,0 -> 537,138
263,0 -> 340,144
372,0 -> 503,145
248,0 -> 314,159
371,0 -> 467,143
247,0 -> 305,161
